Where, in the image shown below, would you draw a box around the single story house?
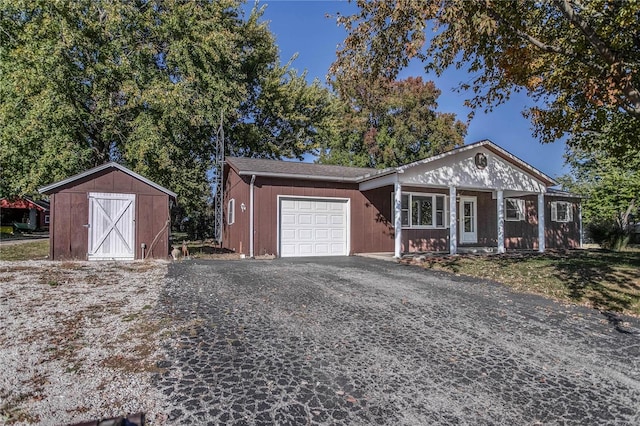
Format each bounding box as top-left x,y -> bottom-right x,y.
223,140 -> 581,258
0,197 -> 50,232
39,162 -> 176,261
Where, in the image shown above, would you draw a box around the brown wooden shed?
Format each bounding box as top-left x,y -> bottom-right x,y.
39,162 -> 176,261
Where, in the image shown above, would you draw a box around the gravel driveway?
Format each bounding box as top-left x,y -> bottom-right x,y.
157,257 -> 640,425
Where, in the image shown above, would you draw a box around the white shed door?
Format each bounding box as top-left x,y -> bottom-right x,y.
279,197 -> 349,257
88,192 -> 135,260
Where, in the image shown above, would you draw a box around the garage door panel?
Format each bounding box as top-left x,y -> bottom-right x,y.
315,214 -> 328,225
281,244 -> 296,256
331,229 -> 344,240
281,199 -> 296,210
299,214 -> 312,225
331,243 -> 346,253
314,243 -> 329,254
315,229 -> 329,240
279,198 -> 348,257
299,229 -> 313,240
331,215 -> 344,225
281,213 -> 296,225
281,229 -> 296,240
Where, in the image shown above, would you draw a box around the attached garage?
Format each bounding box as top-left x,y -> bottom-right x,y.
39,163 -> 176,261
279,197 -> 349,257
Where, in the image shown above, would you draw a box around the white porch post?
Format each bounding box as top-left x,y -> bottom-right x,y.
538,193 -> 546,252
449,186 -> 457,255
394,179 -> 402,258
497,189 -> 505,253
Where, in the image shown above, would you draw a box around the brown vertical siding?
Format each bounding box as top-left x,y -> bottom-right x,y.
504,195 -> 538,250
222,168 -> 581,255
223,168 -> 251,255
222,171 -> 396,256
48,168 -> 171,260
545,196 -> 580,249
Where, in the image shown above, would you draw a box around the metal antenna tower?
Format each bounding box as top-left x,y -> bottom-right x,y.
213,111 -> 225,244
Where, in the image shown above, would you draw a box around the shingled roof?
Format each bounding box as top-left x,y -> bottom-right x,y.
226,157 -> 388,182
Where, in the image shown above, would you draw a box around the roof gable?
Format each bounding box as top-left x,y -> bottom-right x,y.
398,139 -> 557,186
399,142 -> 552,192
38,162 -> 177,198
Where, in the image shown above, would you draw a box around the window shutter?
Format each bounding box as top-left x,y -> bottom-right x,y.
551,202 -> 558,222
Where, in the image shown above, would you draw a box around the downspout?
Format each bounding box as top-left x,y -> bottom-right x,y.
249,174 -> 256,258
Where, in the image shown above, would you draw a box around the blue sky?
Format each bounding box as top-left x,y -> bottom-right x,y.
246,1 -> 569,180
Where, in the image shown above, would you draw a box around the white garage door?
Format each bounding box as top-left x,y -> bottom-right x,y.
279,197 -> 349,257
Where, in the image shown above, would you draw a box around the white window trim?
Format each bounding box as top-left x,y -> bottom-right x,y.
227,198 -> 235,225
392,192 -> 447,229
44,214 -> 50,224
551,201 -> 573,223
505,198 -> 525,222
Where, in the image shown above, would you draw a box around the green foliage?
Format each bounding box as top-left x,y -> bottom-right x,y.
559,146 -> 639,250
0,0 -> 334,224
331,1 -> 640,158
321,76 -> 466,168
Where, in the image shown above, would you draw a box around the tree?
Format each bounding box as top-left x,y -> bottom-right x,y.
330,1 -> 640,158
320,76 -> 467,168
0,0 -> 334,225
559,146 -> 639,250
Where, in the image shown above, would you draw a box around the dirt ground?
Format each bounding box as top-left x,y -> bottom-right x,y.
0,260 -> 171,425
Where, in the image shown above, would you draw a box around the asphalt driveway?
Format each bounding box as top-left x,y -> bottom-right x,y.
156,256 -> 640,425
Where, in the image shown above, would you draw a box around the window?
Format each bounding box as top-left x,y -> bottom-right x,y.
44,214 -> 50,224
227,199 -> 235,225
505,198 -> 525,221
551,201 -> 573,222
393,193 -> 446,228
412,196 -> 433,226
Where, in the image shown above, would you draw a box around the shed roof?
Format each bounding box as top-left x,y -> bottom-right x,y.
38,162 -> 177,199
226,157 -> 384,182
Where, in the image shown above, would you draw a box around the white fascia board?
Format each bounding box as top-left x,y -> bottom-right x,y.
358,172 -> 398,191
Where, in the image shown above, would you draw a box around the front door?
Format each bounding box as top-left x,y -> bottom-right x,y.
460,196 -> 477,244
88,192 -> 136,260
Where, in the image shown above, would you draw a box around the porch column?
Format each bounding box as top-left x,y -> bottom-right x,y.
538,193 -> 546,252
497,189 -> 505,253
394,180 -> 402,258
449,186 -> 457,255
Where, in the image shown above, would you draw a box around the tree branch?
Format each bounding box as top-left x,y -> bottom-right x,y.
554,0 -> 640,116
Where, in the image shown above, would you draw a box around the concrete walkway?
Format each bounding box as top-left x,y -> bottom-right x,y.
156,256 -> 640,425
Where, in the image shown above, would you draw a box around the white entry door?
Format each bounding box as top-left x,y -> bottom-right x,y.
88,192 -> 136,260
279,197 -> 349,257
460,196 -> 477,244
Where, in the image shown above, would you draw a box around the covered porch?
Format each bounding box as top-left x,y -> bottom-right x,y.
358,141 -> 556,258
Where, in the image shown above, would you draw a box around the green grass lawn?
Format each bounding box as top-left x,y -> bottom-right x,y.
0,240 -> 49,261
418,249 -> 640,317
